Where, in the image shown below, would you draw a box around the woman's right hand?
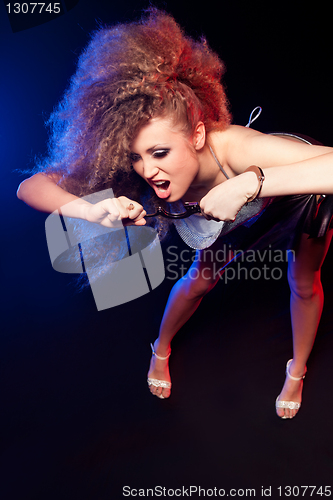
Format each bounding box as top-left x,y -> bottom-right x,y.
17,174 -> 146,226
83,196 -> 147,227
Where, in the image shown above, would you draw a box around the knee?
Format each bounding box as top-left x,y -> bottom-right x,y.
182,267 -> 219,299
287,269 -> 322,301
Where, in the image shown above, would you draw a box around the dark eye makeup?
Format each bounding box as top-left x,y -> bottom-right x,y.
129,153 -> 141,163
130,148 -> 170,164
151,149 -> 170,158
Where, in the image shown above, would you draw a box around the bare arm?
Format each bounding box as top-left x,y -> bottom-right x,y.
226,125 -> 333,196
201,126 -> 333,221
17,173 -> 87,216
261,153 -> 333,197
17,173 -> 146,227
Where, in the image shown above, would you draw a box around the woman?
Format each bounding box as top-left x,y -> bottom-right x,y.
17,9 -> 333,419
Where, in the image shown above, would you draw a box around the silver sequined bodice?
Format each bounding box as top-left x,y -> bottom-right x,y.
174,197 -> 271,249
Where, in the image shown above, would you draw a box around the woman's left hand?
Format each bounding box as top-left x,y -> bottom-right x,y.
199,171 -> 258,221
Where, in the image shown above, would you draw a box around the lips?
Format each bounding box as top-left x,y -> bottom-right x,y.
150,179 -> 171,199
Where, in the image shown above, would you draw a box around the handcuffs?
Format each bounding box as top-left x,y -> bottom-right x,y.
145,201 -> 202,219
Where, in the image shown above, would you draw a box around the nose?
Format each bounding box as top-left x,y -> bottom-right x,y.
142,160 -> 159,180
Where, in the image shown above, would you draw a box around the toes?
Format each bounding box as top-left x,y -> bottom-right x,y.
276,404 -> 300,419
277,407 -> 289,419
290,408 -> 299,419
147,379 -> 171,399
155,386 -> 163,398
152,385 -> 171,399
276,407 -> 286,418
149,384 -> 161,397
161,387 -> 171,399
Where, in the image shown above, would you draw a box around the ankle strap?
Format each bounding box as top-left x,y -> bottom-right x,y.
286,359 -> 306,381
150,343 -> 171,360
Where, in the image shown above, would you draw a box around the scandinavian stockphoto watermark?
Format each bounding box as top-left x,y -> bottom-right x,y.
5,0 -> 79,32
165,245 -> 295,283
45,188 -> 165,311
122,485 -> 332,497
44,188 -> 295,310
122,485 -> 257,497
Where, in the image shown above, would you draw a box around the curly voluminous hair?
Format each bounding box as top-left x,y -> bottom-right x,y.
39,8 -> 231,239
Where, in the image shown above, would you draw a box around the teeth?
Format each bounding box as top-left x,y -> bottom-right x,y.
153,180 -> 169,193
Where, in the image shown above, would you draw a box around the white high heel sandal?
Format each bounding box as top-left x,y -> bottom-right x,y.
147,342 -> 172,399
276,359 -> 306,419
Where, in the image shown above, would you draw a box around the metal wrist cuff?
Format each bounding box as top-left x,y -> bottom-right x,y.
244,165 -> 265,202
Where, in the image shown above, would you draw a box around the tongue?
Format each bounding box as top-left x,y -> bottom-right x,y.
154,181 -> 171,199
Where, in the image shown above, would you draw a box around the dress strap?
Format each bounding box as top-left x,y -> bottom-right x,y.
245,106 -> 262,127
208,145 -> 229,180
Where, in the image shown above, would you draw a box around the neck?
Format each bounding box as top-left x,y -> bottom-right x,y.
184,143 -> 227,201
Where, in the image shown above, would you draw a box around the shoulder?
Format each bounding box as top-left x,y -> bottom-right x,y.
208,125 -> 264,174
212,125 -> 333,174
211,124 -> 253,140
209,125 -> 258,161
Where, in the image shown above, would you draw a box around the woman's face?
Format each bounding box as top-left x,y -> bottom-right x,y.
130,116 -> 202,202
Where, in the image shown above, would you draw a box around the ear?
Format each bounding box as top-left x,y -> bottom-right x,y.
192,121 -> 206,150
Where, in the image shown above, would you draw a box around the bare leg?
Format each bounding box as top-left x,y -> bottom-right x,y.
276,230 -> 333,418
148,244 -> 233,398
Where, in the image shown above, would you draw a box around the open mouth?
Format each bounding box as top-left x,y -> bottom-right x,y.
151,180 -> 171,199
154,180 -> 170,192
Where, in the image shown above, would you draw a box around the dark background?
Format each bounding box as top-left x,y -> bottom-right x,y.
2,1 -> 333,498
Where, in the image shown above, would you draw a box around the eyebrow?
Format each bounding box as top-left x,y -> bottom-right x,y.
147,144 -> 169,153
130,144 -> 169,155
